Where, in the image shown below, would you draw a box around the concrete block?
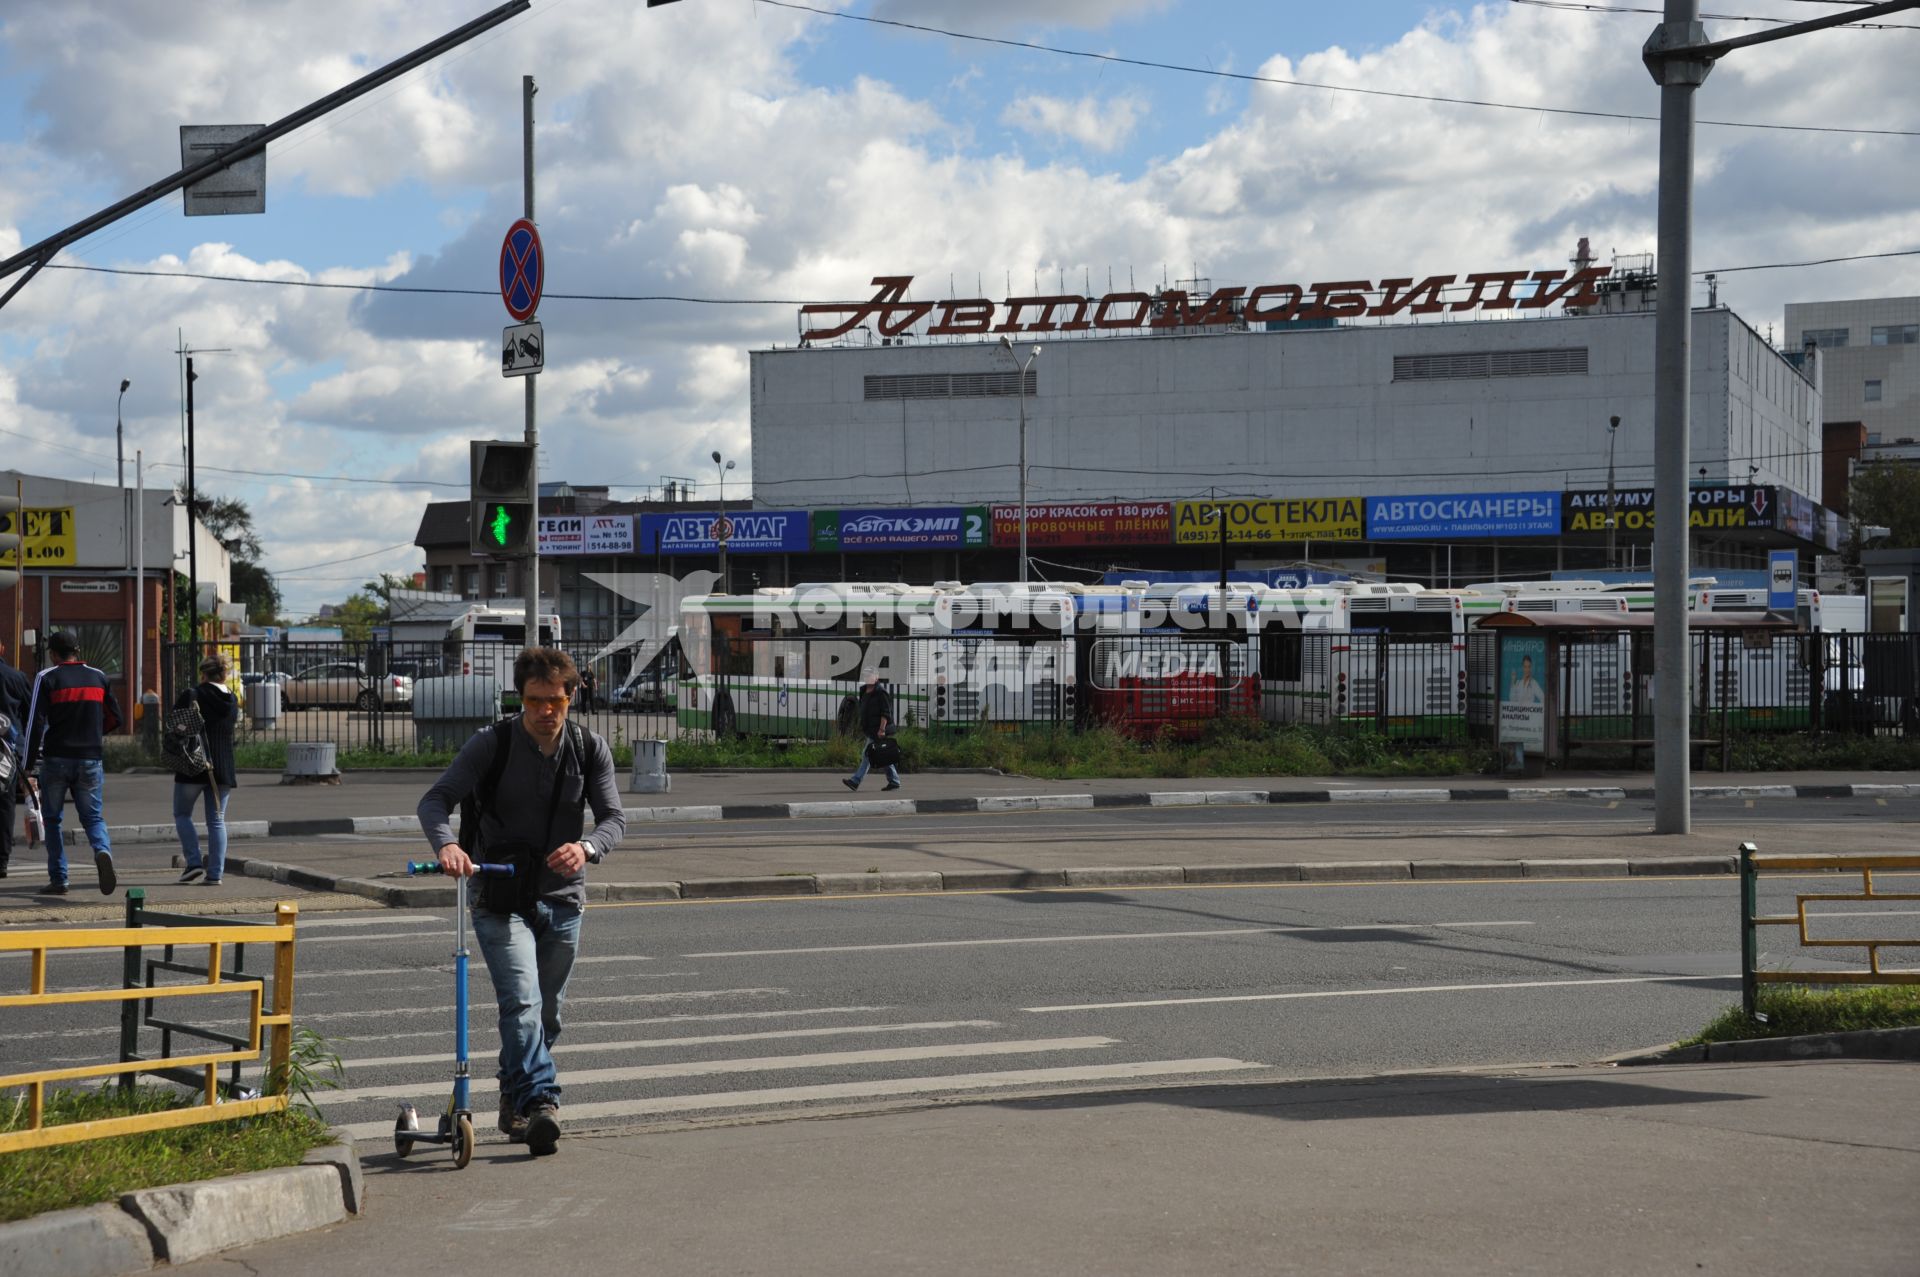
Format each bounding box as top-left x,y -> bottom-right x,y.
1447,789 -> 1510,802
1631,857 -> 1736,876
650,805 -> 724,823
787,801 -> 855,819
977,795 -> 1042,812
912,798 -> 982,814
1295,861 -> 1412,882
0,1202 -> 154,1277
1410,860 -> 1525,880
226,820 -> 273,840
1145,791 -> 1209,807
678,875 -> 817,899
303,1134 -> 364,1215
1205,790 -> 1268,806
1327,788 -> 1450,803
845,799 -> 917,817
122,1164 -> 346,1266
605,881 -> 683,901
721,804 -> 792,821
1693,785 -> 1795,800
1183,864 -> 1302,884
1521,859 -> 1631,878
329,877 -> 411,907
1266,789 -> 1331,804
1852,783 -> 1920,799
1027,794 -> 1096,811
1090,793 -> 1152,808
349,815 -> 415,835
940,869 -> 1065,891
1061,866 -> 1184,888
238,859 -> 284,881
813,871 -> 945,894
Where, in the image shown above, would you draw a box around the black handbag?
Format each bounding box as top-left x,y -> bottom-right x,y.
866,736 -> 902,768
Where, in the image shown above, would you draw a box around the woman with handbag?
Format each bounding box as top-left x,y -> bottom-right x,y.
169,654 -> 239,885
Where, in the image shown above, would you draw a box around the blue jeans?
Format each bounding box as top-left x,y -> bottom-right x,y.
472,899 -> 582,1116
173,782 -> 232,881
849,734 -> 899,787
40,757 -> 110,886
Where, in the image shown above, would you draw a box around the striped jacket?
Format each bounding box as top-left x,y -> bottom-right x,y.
25,659 -> 123,768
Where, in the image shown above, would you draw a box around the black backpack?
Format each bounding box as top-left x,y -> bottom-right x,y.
460,717 -> 590,914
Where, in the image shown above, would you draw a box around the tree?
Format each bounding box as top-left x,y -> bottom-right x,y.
319,593 -> 383,644
1849,462 -> 1920,550
176,486 -> 281,623
359,573 -> 417,624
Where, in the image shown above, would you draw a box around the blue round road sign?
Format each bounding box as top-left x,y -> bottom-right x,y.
500,218 -> 544,322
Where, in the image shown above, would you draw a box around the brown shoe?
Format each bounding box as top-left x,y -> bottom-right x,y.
498,1095 -> 528,1142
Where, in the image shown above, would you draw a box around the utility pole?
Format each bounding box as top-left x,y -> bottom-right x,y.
186,358 -> 200,655
522,74 -> 541,646
1640,0 -> 1917,835
1606,415 -> 1621,570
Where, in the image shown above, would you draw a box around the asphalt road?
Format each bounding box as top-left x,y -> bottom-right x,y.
8,874 -> 1910,1144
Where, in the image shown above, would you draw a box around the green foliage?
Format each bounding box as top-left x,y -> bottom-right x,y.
267,1027 -> 346,1117
1848,461 -> 1920,550
1680,984 -> 1920,1046
1717,732 -> 1920,772
0,1086 -> 332,1223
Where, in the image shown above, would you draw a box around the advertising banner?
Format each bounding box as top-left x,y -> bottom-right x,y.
1366,492 -> 1559,540
1498,634 -> 1547,751
834,507 -> 989,552
1560,485 -> 1777,533
994,501 -> 1173,547
583,514 -> 633,555
537,516 -> 585,555
636,510 -> 810,555
0,506 -> 77,567
1171,497 -> 1363,545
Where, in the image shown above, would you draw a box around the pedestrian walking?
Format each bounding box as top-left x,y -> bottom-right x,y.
23,631 -> 124,895
170,654 -> 239,886
417,647 -> 626,1156
0,638 -> 31,879
842,667 -> 900,792
579,667 -> 597,712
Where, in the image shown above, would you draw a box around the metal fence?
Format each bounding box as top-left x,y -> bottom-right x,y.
164,629 -> 1918,758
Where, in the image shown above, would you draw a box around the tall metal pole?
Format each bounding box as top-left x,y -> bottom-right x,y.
1606,415 -> 1620,570
522,74 -> 541,648
1017,371 -> 1028,585
134,451 -> 145,711
118,379 -> 130,568
186,358 -> 200,655
1647,1 -> 1710,835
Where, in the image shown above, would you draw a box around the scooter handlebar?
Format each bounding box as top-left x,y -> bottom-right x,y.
406,861 -> 516,877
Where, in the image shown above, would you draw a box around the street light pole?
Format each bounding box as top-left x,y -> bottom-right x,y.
998,337 -> 1043,584
1606,415 -> 1621,570
711,450 -> 735,594
118,378 -> 131,569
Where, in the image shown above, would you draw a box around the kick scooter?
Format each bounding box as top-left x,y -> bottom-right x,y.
393,859 -> 513,1169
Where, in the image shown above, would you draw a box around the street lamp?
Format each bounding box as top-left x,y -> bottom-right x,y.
116,378 -> 130,491
997,336 -> 1043,584
1606,415 -> 1621,570
711,449 -> 735,594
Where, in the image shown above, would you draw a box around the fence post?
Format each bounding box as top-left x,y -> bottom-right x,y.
118,889 -> 145,1092
267,900 -> 298,1096
1374,631 -> 1388,737
1739,841 -> 1759,1021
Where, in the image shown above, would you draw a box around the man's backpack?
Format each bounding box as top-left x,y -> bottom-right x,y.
459,717 -> 590,914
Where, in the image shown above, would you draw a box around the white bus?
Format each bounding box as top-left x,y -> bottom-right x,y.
443,605 -> 563,684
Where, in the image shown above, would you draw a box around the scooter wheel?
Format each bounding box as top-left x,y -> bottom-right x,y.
394,1104 -> 421,1158
452,1115 -> 475,1170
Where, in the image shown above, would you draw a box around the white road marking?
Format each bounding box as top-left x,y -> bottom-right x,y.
328,1036 -> 1118,1104
338,1057 -> 1264,1138
343,1020 -> 1001,1069
1024,973 -> 1734,1013
685,920 -> 1535,958
294,915 -> 443,928
321,1005 -> 897,1044
129,987 -> 793,1032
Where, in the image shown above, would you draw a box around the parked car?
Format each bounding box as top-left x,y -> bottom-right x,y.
387,658 -> 443,682
612,674 -> 676,712
282,662 -> 413,710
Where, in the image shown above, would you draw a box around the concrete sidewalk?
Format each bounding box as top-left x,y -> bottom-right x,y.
164,1060 -> 1920,1277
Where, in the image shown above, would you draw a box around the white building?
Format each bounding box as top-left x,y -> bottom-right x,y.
1784,295 -> 1919,447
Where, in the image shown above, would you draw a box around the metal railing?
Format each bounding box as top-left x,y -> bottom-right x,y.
1739,842 -> 1920,1019
0,899 -> 298,1154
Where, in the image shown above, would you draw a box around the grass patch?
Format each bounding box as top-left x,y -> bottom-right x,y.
0,1086 -> 333,1223
1716,732 -> 1920,773
1678,984 -> 1920,1047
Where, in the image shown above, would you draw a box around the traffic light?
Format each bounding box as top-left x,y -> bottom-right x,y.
470,440 -> 535,558
0,495 -> 20,590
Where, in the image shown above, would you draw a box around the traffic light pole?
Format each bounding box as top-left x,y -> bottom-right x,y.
522,74 -> 541,648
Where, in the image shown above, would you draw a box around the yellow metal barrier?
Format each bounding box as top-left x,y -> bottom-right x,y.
0,902 -> 299,1154
1739,846 -> 1920,1016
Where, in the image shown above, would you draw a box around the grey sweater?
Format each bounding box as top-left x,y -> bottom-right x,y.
417,717 -> 627,908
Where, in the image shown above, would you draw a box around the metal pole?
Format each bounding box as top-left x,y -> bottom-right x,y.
1739,841 -> 1758,1019
1647,0 -> 1709,835
716,459 -> 728,595
522,74 -> 541,648
186,358 -> 199,655
1018,367 -> 1028,585
135,451 -> 145,715
1606,415 -> 1620,570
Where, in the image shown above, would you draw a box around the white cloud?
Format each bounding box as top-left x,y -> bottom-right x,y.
1002,93 -> 1148,154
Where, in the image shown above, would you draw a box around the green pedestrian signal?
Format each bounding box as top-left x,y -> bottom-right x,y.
469,440 -> 536,558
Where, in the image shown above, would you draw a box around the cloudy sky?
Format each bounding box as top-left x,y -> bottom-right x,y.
3,0 -> 1915,617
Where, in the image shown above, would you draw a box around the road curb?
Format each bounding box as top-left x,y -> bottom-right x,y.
76,780 -> 1918,848
1613,1026 -> 1920,1066
242,850 -> 1761,911
0,1132 -> 360,1276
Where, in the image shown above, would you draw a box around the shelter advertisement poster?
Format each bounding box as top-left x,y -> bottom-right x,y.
1498,634 -> 1547,751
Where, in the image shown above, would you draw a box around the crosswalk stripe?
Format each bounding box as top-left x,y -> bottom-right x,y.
682,921 -> 1535,959
327,1037 -> 1118,1104
343,1020 -> 1001,1069
1024,973 -> 1735,1013
150,987 -> 792,1031
337,1057 -> 1264,1139
323,1006 -> 897,1044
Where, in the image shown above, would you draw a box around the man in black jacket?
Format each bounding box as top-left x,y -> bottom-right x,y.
842,667 -> 900,792
24,632 -> 123,895
0,638 -> 31,879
